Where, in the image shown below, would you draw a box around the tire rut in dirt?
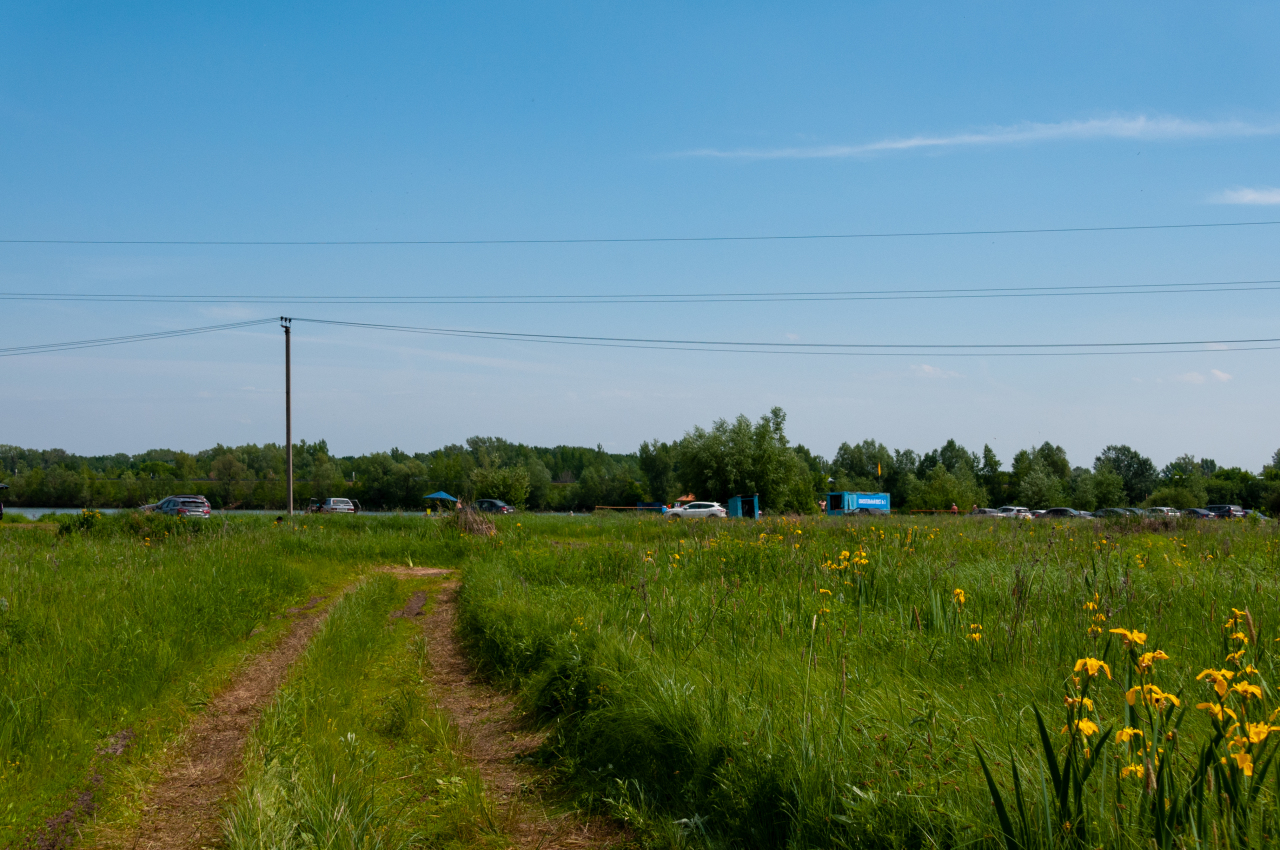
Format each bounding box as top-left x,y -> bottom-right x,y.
88,595 -> 337,850
423,582 -> 626,850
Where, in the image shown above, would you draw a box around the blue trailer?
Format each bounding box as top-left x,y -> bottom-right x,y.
727,494 -> 760,519
825,491 -> 890,516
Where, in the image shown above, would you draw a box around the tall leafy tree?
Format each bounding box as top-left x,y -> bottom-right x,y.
1094,445 -> 1157,505
674,407 -> 816,513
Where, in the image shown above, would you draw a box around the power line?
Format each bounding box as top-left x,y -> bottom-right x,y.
0,318 -> 277,357
2,219 -> 1280,247
5,314 -> 1277,360
293,317 -> 1280,357
4,278 -> 1280,306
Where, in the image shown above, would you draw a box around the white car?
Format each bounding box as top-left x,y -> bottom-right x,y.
997,505 -> 1032,520
667,501 -> 727,519
311,497 -> 360,514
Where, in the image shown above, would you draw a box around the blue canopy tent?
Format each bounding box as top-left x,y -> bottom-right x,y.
424,491 -> 458,515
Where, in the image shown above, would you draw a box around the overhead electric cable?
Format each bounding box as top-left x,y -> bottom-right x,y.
4,278 -> 1280,305
291,317 -> 1280,357
0,318 -> 277,358
7,315 -> 1278,360
2,219 -> 1280,246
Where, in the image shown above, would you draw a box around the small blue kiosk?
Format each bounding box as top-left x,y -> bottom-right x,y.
727,494 -> 760,519
826,491 -> 890,516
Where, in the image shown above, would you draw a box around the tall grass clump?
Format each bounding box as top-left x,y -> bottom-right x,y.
456,513 -> 1280,848
223,574 -> 500,850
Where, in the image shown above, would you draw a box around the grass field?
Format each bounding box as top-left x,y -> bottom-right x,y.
223,572 -> 505,850
457,513 -> 1280,848
0,512 -> 468,844
6,509 -> 1279,849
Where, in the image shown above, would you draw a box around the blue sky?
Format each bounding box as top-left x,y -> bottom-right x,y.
3,3 -> 1279,470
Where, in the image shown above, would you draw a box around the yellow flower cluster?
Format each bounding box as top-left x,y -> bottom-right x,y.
1194,612 -> 1276,777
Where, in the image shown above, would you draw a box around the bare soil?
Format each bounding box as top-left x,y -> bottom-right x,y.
88,594 -> 336,850
423,582 -> 628,849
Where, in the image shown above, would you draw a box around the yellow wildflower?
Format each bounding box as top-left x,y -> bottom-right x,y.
1110,628 -> 1147,646
1232,681 -> 1264,700
1073,658 -> 1112,680
953,588 -> 965,606
1197,702 -> 1238,723
1115,727 -> 1143,744
1136,650 -> 1170,672
1062,718 -> 1100,738
1231,752 -> 1254,777
1127,684 -> 1180,708
1120,763 -> 1145,780
1246,722 -> 1277,744
1197,669 -> 1236,699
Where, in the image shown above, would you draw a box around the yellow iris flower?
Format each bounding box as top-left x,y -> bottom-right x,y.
1197,669 -> 1236,699
1109,628 -> 1147,646
1197,702 -> 1238,723
1073,657 -> 1112,680
1232,681 -> 1264,700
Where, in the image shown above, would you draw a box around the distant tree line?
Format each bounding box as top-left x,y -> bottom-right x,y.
3,408 -> 1279,514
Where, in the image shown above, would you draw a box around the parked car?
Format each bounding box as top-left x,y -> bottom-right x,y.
666,501 -> 727,519
309,497 -> 360,513
1243,510 -> 1272,521
1038,507 -> 1088,519
147,495 -> 211,518
1207,504 -> 1245,519
1182,508 -> 1214,519
1146,507 -> 1182,518
969,507 -> 1001,516
1092,507 -> 1130,518
474,498 -> 514,514
1029,510 -> 1046,518
996,506 -> 1031,519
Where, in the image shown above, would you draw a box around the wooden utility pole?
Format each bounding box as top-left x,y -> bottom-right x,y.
282,317 -> 293,516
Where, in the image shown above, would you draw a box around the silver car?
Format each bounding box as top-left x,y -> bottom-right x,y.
667,501 -> 727,519
150,495 -> 211,518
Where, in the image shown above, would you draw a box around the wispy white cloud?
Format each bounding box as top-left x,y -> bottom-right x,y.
1210,187 -> 1280,205
912,364 -> 961,379
1211,369 -> 1233,382
678,116 -> 1279,160
1175,371 -> 1207,384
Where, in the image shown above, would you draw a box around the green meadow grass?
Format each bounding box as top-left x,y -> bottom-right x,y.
222,573 -> 505,850
456,513 -> 1280,849
0,512 -> 471,846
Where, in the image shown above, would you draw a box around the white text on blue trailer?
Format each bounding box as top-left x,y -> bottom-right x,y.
825,491 -> 890,515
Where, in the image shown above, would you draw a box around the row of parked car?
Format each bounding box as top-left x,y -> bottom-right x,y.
970,504 -> 1266,520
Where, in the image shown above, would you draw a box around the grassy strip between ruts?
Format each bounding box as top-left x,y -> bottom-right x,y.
0,512 -> 473,846
222,573 -> 506,850
455,513 -> 1280,850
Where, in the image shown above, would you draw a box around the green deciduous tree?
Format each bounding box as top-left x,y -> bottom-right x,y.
638,440 -> 678,503
1095,445 -> 1157,505
675,407 -> 816,513
470,465 -> 531,509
